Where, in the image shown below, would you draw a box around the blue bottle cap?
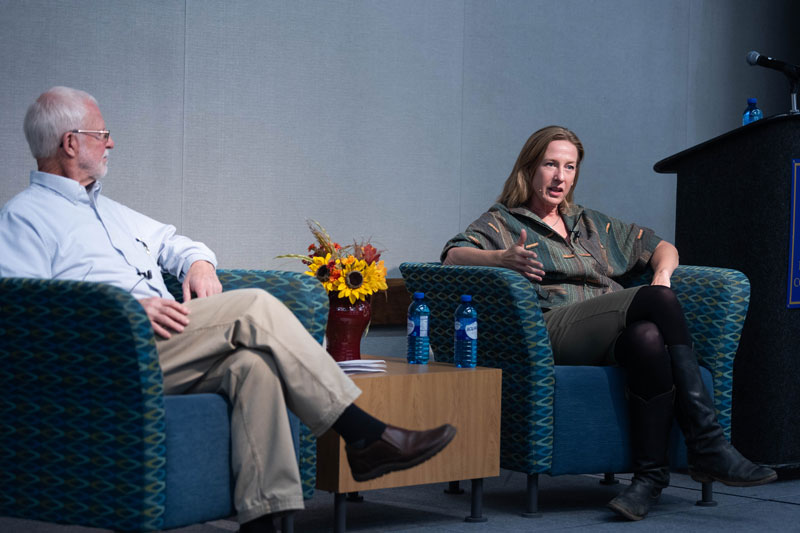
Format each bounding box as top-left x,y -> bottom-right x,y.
747,97 -> 757,104
413,292 -> 425,299
460,294 -> 472,302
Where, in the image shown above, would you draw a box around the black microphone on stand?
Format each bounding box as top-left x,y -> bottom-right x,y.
746,51 -> 800,80
746,51 -> 800,114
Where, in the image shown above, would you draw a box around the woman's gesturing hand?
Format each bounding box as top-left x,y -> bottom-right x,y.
499,229 -> 545,282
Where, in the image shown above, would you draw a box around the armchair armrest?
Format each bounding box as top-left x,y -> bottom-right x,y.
400,262 -> 555,473
165,269 -> 328,344
217,269 -> 329,345
669,265 -> 749,439
0,277 -> 167,531
165,268 -> 327,499
621,265 -> 749,439
217,269 -> 327,499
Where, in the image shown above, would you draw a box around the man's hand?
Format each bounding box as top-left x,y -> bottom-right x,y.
499,229 -> 545,282
139,297 -> 190,339
183,260 -> 222,302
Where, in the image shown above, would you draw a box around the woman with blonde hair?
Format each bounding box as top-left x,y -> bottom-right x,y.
442,125 -> 775,521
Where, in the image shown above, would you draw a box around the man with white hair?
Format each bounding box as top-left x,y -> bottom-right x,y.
0,86 -> 456,533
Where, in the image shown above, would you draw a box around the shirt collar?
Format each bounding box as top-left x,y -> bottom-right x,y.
501,202 -> 585,231
561,204 -> 584,231
30,170 -> 102,205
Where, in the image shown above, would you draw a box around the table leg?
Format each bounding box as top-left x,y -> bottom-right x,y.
464,478 -> 488,523
334,492 -> 347,533
445,480 -> 464,494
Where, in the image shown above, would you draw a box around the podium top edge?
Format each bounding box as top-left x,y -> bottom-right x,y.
654,113 -> 800,173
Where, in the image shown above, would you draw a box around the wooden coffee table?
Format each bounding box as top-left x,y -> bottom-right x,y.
316,356 -> 502,532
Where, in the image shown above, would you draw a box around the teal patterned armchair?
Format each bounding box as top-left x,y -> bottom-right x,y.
0,270 -> 325,532
400,262 -> 749,514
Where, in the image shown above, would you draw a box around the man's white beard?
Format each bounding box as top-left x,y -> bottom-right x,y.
87,150 -> 110,180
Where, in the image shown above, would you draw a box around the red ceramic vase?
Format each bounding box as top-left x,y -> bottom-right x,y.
326,295 -> 371,362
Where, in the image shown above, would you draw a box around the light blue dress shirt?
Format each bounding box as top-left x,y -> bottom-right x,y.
0,171 -> 217,300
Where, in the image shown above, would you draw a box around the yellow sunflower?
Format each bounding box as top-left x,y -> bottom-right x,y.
362,260 -> 388,293
305,253 -> 339,291
336,258 -> 372,303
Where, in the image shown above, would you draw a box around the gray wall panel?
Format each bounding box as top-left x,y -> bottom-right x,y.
0,0 -> 186,225
460,0 -> 690,239
183,0 -> 464,272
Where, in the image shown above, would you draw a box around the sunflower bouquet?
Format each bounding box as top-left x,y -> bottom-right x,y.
278,220 -> 388,304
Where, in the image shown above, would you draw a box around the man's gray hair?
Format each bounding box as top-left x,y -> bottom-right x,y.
24,86 -> 97,159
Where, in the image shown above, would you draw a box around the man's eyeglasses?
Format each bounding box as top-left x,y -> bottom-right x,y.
70,129 -> 111,141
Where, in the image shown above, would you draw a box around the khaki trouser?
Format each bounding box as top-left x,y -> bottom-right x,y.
155,288 -> 361,523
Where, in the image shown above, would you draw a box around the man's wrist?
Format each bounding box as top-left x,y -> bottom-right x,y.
190,260 -> 214,269
183,257 -> 216,277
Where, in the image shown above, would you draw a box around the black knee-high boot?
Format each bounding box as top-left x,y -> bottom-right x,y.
608,387 -> 674,521
668,344 -> 776,486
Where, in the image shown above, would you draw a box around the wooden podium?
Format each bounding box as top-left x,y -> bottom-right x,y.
654,114 -> 800,467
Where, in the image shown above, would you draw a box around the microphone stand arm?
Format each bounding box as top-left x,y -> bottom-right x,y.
784,65 -> 800,114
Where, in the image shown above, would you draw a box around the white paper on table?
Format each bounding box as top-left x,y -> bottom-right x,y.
336,359 -> 387,375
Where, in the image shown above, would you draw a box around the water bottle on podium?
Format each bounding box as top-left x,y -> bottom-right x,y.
454,294 -> 478,368
742,97 -> 763,125
407,292 -> 430,364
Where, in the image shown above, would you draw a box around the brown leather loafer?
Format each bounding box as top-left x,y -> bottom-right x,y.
345,424 -> 457,482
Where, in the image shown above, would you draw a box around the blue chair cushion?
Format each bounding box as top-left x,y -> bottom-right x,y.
163,394 -> 232,529
161,394 -> 302,529
550,365 -> 713,476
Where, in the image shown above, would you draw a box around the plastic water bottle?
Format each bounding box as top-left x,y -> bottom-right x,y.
454,295 -> 478,368
407,292 -> 430,364
742,97 -> 763,125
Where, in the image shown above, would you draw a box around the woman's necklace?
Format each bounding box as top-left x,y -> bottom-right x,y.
544,214 -> 562,229
544,213 -> 568,239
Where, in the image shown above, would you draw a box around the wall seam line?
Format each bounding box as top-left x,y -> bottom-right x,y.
458,0 -> 467,230
684,0 -> 692,156
181,0 -> 188,231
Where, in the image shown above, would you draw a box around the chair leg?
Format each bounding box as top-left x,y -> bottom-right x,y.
600,472 -> 619,485
334,492 -> 347,533
522,473 -> 542,517
696,481 -> 718,507
280,512 -> 295,533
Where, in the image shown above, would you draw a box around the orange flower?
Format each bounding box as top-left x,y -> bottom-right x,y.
361,244 -> 381,264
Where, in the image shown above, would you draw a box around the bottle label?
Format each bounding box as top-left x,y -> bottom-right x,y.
454,318 -> 477,340
419,315 -> 428,336
408,316 -> 429,337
